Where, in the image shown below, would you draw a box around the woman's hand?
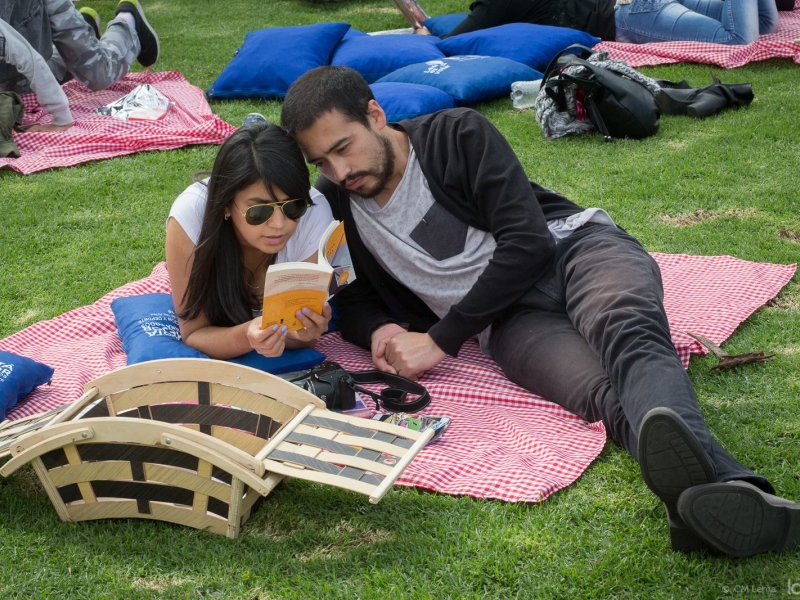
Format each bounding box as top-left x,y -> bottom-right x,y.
287,303 -> 332,345
247,317 -> 288,357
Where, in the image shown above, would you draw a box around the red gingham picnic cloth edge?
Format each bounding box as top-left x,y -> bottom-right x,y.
0,71 -> 236,174
594,0 -> 800,68
0,255 -> 795,503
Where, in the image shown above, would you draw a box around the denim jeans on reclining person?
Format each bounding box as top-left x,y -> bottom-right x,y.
488,224 -> 774,493
614,0 -> 779,44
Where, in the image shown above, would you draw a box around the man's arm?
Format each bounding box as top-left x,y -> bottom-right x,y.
441,0 -> 505,38
0,19 -> 72,128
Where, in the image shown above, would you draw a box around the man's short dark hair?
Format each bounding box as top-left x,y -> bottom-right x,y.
281,66 -> 375,136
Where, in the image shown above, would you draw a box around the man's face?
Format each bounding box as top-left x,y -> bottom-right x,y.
294,108 -> 396,199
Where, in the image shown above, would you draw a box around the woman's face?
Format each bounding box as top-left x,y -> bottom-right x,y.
226,180 -> 300,257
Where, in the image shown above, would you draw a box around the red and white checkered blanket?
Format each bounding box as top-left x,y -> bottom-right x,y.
0,255 -> 794,502
0,71 -> 235,174
595,0 -> 800,68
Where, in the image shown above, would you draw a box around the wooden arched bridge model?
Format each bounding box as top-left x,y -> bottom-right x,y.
0,359 -> 433,538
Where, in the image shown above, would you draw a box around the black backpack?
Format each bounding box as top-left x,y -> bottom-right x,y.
541,45 -> 660,142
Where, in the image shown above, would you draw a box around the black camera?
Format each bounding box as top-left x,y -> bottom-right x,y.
300,362 -> 357,410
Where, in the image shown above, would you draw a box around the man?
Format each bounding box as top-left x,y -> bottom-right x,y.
280,66 -> 800,558
0,0 -> 159,132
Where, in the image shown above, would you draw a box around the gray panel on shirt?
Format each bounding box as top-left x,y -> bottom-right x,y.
350,150 -> 497,321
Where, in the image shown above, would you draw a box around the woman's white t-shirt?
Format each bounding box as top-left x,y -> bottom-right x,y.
167,180 -> 334,263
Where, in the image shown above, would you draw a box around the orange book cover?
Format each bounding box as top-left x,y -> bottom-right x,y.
260,264 -> 332,332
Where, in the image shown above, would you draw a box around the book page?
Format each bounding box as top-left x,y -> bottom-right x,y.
261,264 -> 332,332
318,221 -> 356,296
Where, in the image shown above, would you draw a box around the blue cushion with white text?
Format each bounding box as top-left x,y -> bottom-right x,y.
0,351 -> 54,421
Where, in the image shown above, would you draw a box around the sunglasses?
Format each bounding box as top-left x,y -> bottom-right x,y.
234,198 -> 311,225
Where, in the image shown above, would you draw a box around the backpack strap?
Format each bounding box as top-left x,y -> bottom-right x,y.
347,370 -> 432,413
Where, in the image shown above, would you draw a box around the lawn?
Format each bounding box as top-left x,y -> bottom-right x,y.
1,1 -> 799,598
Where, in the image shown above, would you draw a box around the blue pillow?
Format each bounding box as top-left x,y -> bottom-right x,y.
376,56 -> 542,106
436,24 -> 599,72
229,347 -> 325,375
343,29 -> 367,40
370,82 -> 455,121
331,34 -> 445,83
423,13 -> 469,37
0,351 -> 54,421
110,293 -> 326,375
207,23 -> 351,99
110,294 -> 208,364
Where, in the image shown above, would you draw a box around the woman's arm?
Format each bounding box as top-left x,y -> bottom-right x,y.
166,217 -> 287,358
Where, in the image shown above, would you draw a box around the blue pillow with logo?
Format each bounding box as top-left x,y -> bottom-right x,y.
0,351 -> 54,421
423,13 -> 469,37
436,23 -> 599,72
376,56 -> 542,106
331,34 -> 445,83
371,82 -> 455,121
110,293 -> 326,375
207,22 -> 351,99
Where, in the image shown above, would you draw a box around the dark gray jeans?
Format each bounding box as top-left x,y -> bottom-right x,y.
489,224 -> 773,493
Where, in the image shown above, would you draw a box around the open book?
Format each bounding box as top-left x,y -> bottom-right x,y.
391,0 -> 430,29
261,221 -> 355,332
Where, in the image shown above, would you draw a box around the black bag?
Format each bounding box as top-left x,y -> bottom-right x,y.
541,45 -> 660,142
292,361 -> 431,413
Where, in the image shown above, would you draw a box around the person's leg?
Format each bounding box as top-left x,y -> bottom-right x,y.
45,0 -> 137,91
679,0 -> 777,34
615,0 -> 761,44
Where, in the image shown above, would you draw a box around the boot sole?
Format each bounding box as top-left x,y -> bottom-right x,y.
678,482 -> 800,558
638,407 -> 716,552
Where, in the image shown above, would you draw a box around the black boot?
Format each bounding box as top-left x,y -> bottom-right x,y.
656,72 -> 754,118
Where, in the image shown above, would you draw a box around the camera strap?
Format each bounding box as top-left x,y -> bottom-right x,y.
345,370 -> 431,413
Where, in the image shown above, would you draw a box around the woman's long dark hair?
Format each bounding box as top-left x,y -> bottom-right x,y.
179,122 -> 312,327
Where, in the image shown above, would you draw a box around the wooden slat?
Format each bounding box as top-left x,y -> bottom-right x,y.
32,457 -> 72,522
276,442 -> 395,477
110,382 -> 198,413
145,462 -> 231,504
309,407 -> 426,440
84,359 -> 324,412
227,477 -> 245,539
254,403 -> 316,461
1,427 -> 95,477
158,433 -> 270,495
211,427 -> 266,456
208,385 -> 299,424
328,433 -> 409,458
369,428 -> 435,504
261,459 -> 378,496
66,500 -> 228,536
46,388 -> 100,428
0,408 -> 68,459
48,461 -> 133,487
192,460 -> 213,513
5,418 -> 264,478
63,445 -> 97,503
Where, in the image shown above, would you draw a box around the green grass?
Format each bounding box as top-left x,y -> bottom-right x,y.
1,0 -> 799,598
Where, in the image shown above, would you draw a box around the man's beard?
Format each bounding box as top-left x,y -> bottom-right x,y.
341,133 -> 396,199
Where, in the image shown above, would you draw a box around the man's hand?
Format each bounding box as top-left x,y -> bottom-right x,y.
24,123 -> 73,132
370,323 -> 407,374
384,332 -> 446,380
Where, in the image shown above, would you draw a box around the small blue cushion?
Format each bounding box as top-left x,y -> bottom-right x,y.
110,293 -> 326,375
370,82 -> 455,121
331,34 -> 445,83
436,23 -> 599,72
207,22 -> 351,99
423,13 -> 469,37
0,351 -> 54,421
111,294 -> 208,364
376,56 -> 542,106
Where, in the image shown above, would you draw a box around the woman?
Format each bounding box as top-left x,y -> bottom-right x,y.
165,121 -> 334,359
614,0 -> 779,45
